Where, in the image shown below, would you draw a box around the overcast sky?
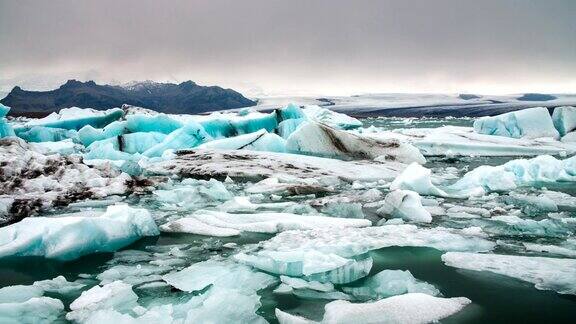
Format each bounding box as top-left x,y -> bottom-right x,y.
0,0 -> 575,96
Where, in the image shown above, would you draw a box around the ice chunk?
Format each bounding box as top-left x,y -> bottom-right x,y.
378,190 -> 432,223
199,129 -> 287,153
78,121 -> 127,146
97,264 -> 172,285
0,204 -> 159,260
87,132 -> 167,155
33,276 -> 86,295
303,105 -> 363,130
15,126 -> 77,143
321,202 -> 365,219
442,252 -> 576,295
287,122 -> 426,163
0,285 -> 44,303
0,297 -> 64,324
475,216 -> 570,238
561,131 -> 576,143
184,287 -> 268,324
552,106 -> 576,136
153,178 -> 233,209
277,276 -> 352,300
275,293 -> 471,324
125,114 -> 183,134
18,107 -> 124,131
390,163 -> 450,197
67,281 -> 139,322
84,142 -> 139,161
162,260 -> 277,293
523,239 -> 576,258
342,270 -> 439,301
142,122 -> 211,157
160,210 -> 371,236
474,107 -> 559,139
279,103 -> 306,120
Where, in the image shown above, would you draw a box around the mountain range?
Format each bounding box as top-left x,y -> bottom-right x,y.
0,80 -> 256,116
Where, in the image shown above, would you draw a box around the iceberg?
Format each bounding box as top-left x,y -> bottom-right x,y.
302,105 -> 363,130
377,190 -> 432,223
0,204 -> 159,260
17,107 -> 124,131
77,121 -> 127,146
0,118 -> 14,138
160,210 -> 371,236
142,122 -> 211,157
287,121 -> 426,163
0,103 -> 10,117
473,107 -> 559,139
552,106 -> 576,136
442,252 -> 576,295
390,163 -> 450,197
198,129 -> 287,153
153,178 -> 233,209
277,118 -> 305,139
87,132 -> 167,155
342,269 -> 439,301
275,293 -> 471,324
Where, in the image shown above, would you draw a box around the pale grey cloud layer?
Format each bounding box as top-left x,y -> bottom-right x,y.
0,0 -> 575,95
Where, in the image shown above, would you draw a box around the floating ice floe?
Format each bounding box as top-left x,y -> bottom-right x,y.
0,205 -> 159,260
153,178 -> 233,209
198,129 -> 287,153
275,293 -> 471,324
442,252 -> 576,295
275,275 -> 352,300
0,297 -> 64,324
162,260 -> 277,293
377,190 -> 432,223
67,280 -> 139,322
473,107 -> 560,139
160,210 -> 371,236
342,269 -> 439,301
286,121 -> 426,163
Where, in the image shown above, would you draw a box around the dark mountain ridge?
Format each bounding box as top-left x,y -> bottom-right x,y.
1,80 -> 256,116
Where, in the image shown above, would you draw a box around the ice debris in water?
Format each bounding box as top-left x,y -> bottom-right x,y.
342,269 -> 439,301
552,106 -> 576,136
473,107 -> 560,139
234,225 -> 494,283
392,155 -> 576,198
442,252 -> 576,295
377,190 -> 432,223
0,297 -> 64,324
275,293 -> 471,324
275,276 -> 353,300
286,121 -> 426,164
474,216 -> 571,239
160,210 -> 371,237
0,205 -> 159,260
67,280 -> 139,322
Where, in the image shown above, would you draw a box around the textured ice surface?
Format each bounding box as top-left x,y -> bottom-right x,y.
125,113 -> 183,134
162,260 -> 277,292
0,103 -> 9,117
342,270 -> 439,301
15,126 -> 77,143
276,293 -> 471,324
442,252 -> 576,295
199,129 -> 287,153
473,107 -> 560,139
153,178 -> 232,209
78,121 -> 127,146
0,205 -> 159,260
378,190 -> 432,223
160,210 -> 370,236
0,118 -> 14,138
302,105 -> 363,130
287,121 -> 426,163
146,149 -> 403,182
552,106 -> 576,136
276,276 -> 352,300
475,216 -> 571,238
390,163 -> 450,197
